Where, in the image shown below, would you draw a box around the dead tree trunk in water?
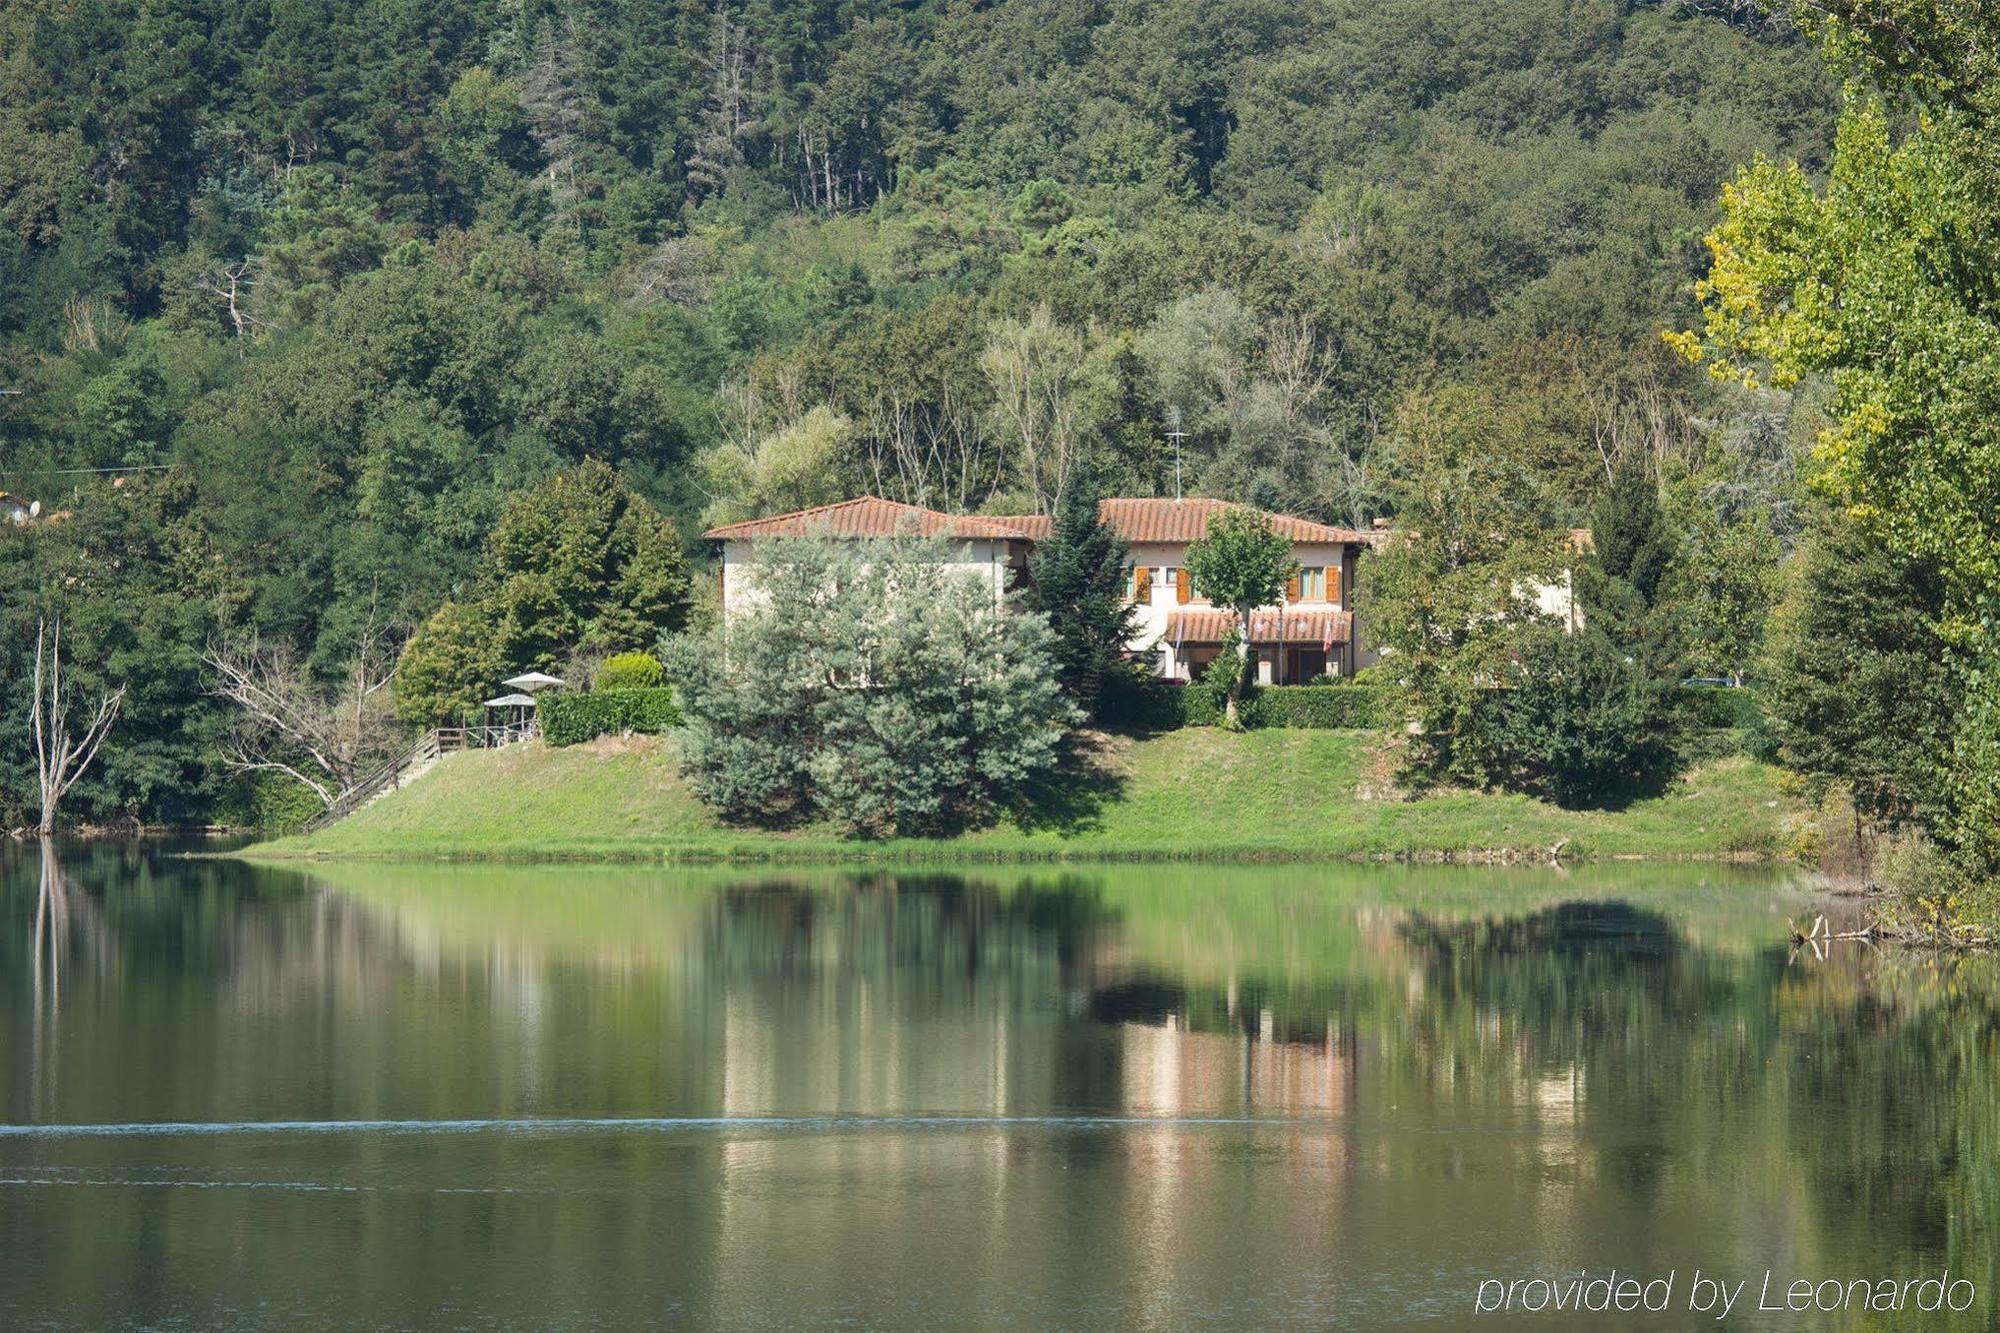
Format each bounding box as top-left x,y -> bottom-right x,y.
31,618 -> 126,836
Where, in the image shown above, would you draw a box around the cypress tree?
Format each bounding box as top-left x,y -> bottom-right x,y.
1024,474 -> 1138,715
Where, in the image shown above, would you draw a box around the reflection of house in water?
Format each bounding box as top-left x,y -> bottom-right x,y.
1115,1014 -> 1356,1118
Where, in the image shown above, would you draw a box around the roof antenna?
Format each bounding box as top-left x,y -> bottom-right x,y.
1165,406 -> 1186,501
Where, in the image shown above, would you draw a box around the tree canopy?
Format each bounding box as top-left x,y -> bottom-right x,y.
0,0 -> 1848,824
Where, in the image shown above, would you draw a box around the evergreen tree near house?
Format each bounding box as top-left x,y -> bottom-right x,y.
1592,452 -> 1675,607
1024,473 -> 1137,716
1483,623 -> 1680,809
394,461 -> 691,726
1182,506 -> 1297,729
1582,451 -> 1684,680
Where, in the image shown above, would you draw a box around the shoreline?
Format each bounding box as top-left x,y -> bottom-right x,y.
236,844 -> 1796,868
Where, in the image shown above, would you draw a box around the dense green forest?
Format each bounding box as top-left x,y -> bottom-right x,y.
0,0 -> 1841,829
41,0 -> 1990,916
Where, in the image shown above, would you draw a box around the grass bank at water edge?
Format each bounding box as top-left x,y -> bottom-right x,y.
245,729 -> 1804,865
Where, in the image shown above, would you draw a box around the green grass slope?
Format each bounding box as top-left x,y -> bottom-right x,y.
250,730 -> 1801,865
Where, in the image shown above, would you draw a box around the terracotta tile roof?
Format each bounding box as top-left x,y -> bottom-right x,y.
702,496 -> 1031,540
989,498 -> 1363,545
706,495 -> 1367,545
1165,608 -> 1351,645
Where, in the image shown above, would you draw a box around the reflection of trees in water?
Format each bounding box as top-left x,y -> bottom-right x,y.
1392,901 -> 2000,1292
1769,952 -> 2000,1294
20,840 -> 118,1118
707,872 -> 1117,978
8,847 -> 1998,1299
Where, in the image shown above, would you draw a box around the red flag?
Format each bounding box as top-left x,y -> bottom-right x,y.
1321,614 -> 1334,654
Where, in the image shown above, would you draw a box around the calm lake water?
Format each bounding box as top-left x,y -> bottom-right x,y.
1,842 -> 1995,1329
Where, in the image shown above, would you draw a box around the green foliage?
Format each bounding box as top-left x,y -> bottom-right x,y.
394,601 -> 503,728
1672,686 -> 1767,734
1763,505 -> 1957,828
595,651 -> 664,691
1472,626 -> 1684,809
694,405 -> 854,529
663,533 -> 1077,837
540,688 -> 679,747
1095,657 -> 1183,734
1183,506 -> 1297,725
1359,392 -> 1569,785
1248,686 -> 1399,731
1183,506 -> 1297,619
394,461 -> 692,725
1680,96 -> 1999,638
1591,453 -> 1675,608
216,767 -> 324,833
1181,684 -> 1397,731
1023,473 -> 1137,714
0,479 -> 228,827
1677,5 -> 2000,923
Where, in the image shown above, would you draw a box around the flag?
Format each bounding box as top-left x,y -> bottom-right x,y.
1321,614 -> 1334,654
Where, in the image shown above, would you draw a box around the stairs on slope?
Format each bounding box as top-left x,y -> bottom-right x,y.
300,723 -> 541,836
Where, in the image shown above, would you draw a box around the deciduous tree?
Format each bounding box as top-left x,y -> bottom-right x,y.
1183,506 -> 1297,728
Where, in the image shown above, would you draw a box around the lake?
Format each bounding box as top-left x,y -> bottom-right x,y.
1,842 -> 1994,1328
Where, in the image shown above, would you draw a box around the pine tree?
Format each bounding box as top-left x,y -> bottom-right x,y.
1024,474 -> 1137,716
1591,452 -> 1674,606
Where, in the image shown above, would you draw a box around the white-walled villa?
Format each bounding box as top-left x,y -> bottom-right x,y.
703,495 -> 1384,683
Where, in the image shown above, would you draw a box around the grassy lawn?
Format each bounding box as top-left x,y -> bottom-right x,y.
249,729 -> 1803,864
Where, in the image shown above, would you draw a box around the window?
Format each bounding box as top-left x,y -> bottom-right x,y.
1292,567 -> 1327,602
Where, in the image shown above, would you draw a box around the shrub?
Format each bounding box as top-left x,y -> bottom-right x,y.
1096,658 -> 1181,733
217,768 -> 325,832
1175,672 -> 1396,730
1465,624 -> 1682,808
663,532 -> 1076,836
1244,685 -> 1397,729
597,650 -> 664,690
1178,643 -> 1242,727
1673,684 -> 1762,731
540,687 -> 679,746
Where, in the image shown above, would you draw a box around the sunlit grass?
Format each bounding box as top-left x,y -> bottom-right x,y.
251,730 -> 1802,865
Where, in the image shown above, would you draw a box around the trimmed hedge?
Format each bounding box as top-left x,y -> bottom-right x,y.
1181,683 -> 1398,730
1247,684 -> 1399,729
540,687 -> 680,746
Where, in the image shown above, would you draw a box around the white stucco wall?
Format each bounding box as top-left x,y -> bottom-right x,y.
719,537 -> 1012,616
1122,539 -> 1357,680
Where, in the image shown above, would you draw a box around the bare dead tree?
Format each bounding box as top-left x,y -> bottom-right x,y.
520,14 -> 591,234
687,11 -> 757,205
625,235 -> 721,307
193,259 -> 271,338
206,635 -> 398,810
862,383 -> 1003,513
30,618 -> 126,836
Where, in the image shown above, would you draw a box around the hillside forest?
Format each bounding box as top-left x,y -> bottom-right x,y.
0,0 -> 1993,927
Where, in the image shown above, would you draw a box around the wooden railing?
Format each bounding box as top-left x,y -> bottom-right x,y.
299,721 -> 537,835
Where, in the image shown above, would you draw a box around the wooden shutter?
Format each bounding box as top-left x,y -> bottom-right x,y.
1286,573 -> 1301,602
1134,566 -> 1151,601
1328,564 -> 1342,604
1176,568 -> 1190,604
